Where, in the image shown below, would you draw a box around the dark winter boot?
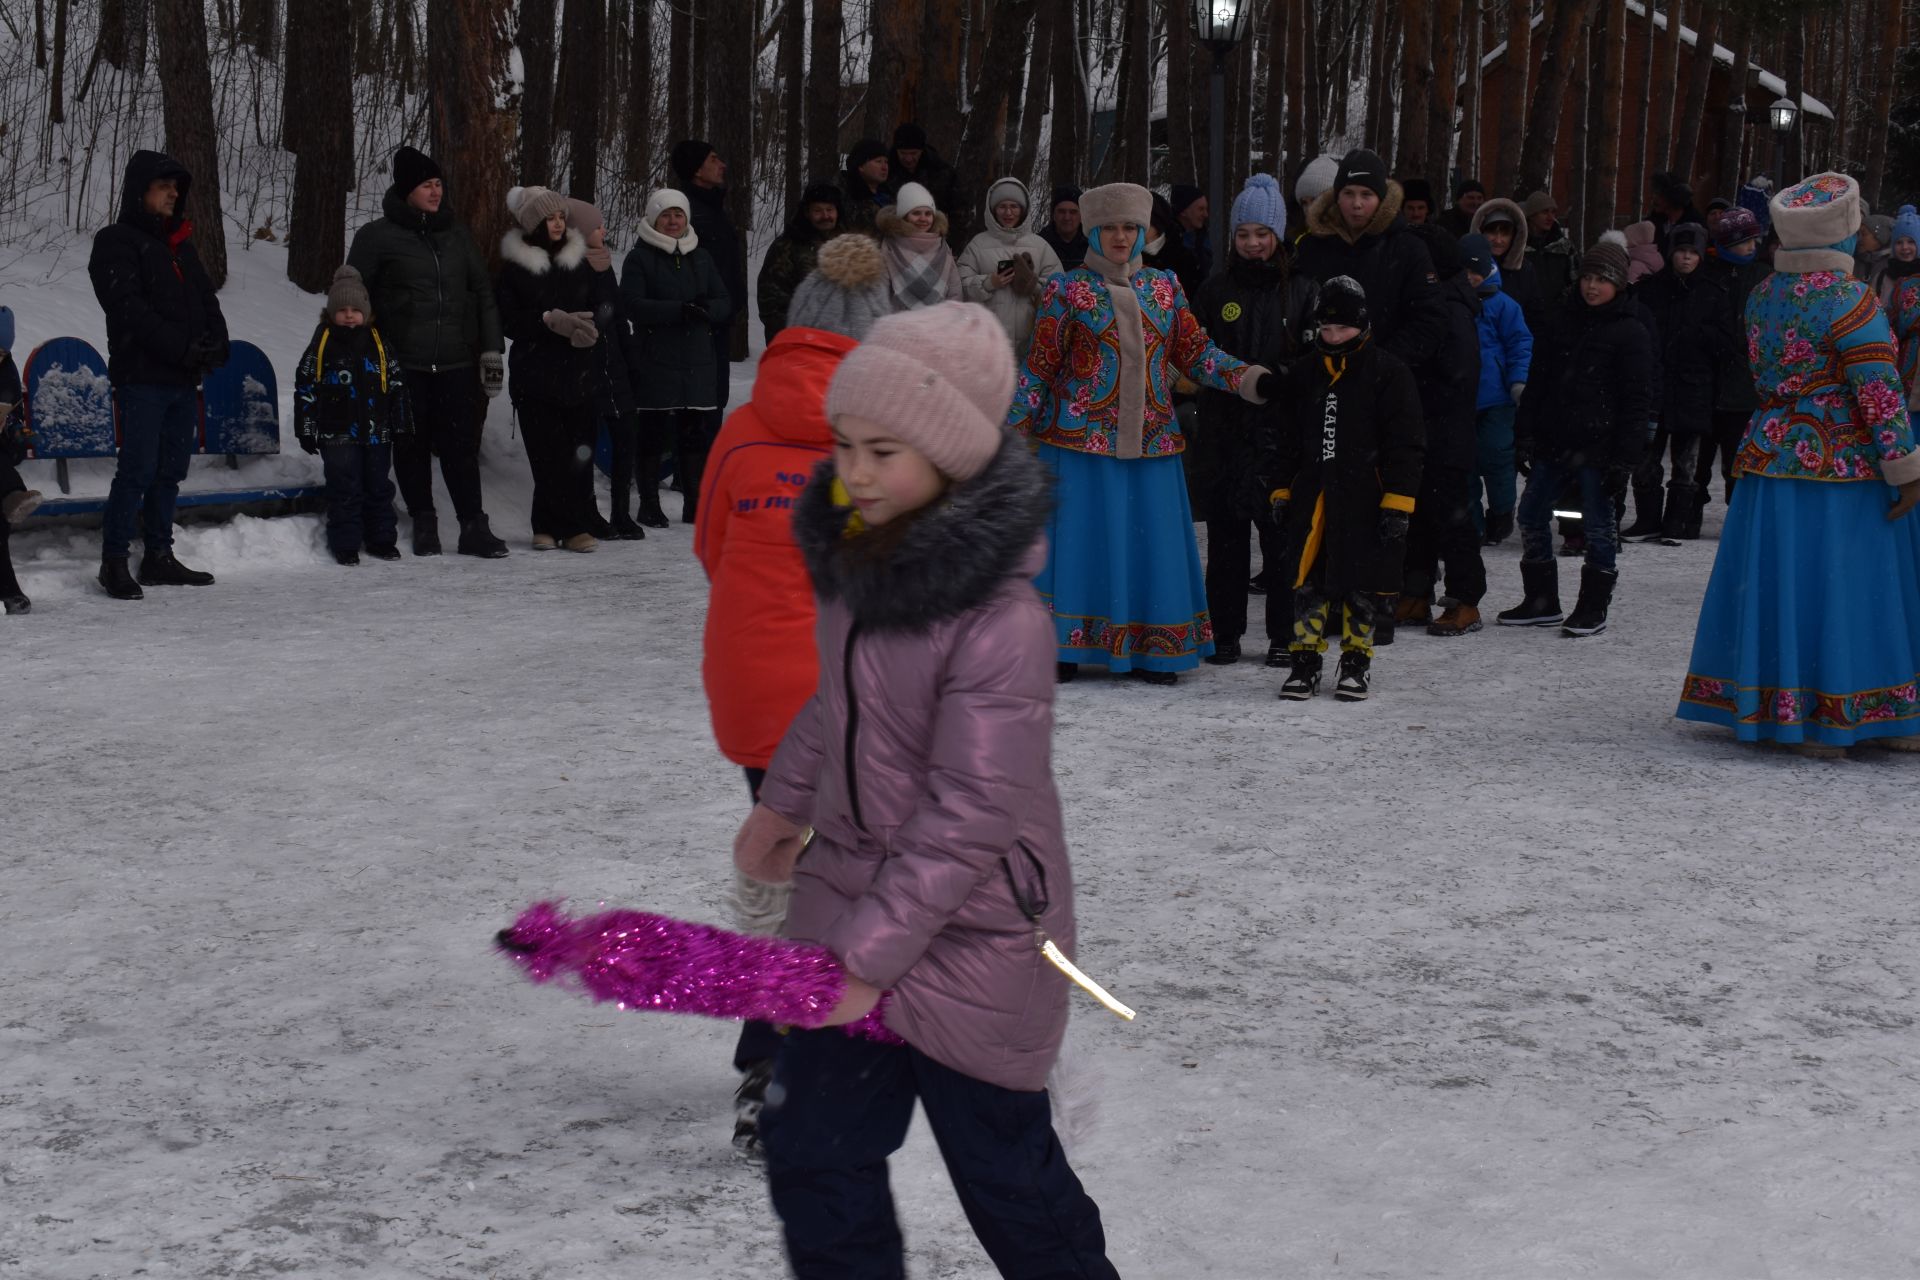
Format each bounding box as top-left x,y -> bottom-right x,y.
1204,639 -> 1242,666
636,453 -> 671,529
137,550 -> 215,586
1561,565 -> 1618,637
457,515 -> 510,559
1056,662 -> 1078,684
365,544 -> 402,561
733,1059 -> 774,1158
1680,490 -> 1707,540
1496,560 -> 1564,627
333,548 -> 361,566
1334,651 -> 1372,702
411,514 -> 442,556
1660,486 -> 1693,542
1129,668 -> 1178,687
98,556 -> 144,601
1279,650 -> 1323,700
1482,510 -> 1515,546
2,593 -> 27,615
1621,487 -> 1664,540
1265,642 -> 1290,668
678,445 -> 708,524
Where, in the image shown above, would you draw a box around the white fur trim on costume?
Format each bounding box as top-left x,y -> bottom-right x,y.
498,226 -> 587,275
1880,448 -> 1920,487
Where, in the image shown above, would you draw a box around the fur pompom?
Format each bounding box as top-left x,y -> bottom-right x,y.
814,234 -> 887,289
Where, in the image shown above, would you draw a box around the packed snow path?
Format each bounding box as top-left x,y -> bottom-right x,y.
5,512 -> 1916,1279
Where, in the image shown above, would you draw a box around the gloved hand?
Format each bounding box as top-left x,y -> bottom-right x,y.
186,334 -> 225,372
565,310 -> 599,349
1269,491 -> 1289,525
1241,366 -> 1275,404
479,352 -> 505,399
734,802 -> 809,885
1378,509 -> 1411,541
1515,437 -> 1534,476
542,309 -> 579,339
1509,382 -> 1526,405
681,301 -> 711,325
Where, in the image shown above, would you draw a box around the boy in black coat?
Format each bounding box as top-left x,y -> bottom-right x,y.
294,267 -> 411,565
1499,241 -> 1655,638
1261,277 -> 1425,701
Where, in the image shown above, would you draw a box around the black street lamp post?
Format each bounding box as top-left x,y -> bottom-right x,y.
1769,95 -> 1799,193
1193,0 -> 1254,274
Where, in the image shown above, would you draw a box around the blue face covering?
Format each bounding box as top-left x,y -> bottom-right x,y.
1719,243 -> 1758,265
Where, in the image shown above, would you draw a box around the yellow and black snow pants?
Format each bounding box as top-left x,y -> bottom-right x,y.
1289,588 -> 1383,658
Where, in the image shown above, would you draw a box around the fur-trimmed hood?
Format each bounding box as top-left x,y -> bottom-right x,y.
792,432 -> 1050,631
876,204 -> 952,240
1306,179 -> 1407,245
499,226 -> 588,275
1469,197 -> 1530,271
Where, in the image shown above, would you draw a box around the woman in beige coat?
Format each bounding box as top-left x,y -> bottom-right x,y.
957,176 -> 1065,356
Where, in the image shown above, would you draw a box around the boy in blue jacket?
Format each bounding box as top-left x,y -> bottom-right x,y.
1461,234 -> 1533,545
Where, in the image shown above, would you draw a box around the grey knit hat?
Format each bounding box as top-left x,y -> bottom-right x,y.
507,184 -> 570,233
785,235 -> 894,341
325,265 -> 371,318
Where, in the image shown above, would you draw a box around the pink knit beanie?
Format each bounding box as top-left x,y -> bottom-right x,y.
824,301 -> 1013,481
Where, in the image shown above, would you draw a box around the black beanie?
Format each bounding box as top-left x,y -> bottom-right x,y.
848,138 -> 888,171
801,180 -> 843,209
1334,149 -> 1389,201
1315,275 -> 1370,329
1051,185 -> 1083,211
1401,177 -> 1434,206
1170,183 -> 1206,217
1458,234 -> 1496,281
892,122 -> 928,150
1456,179 -> 1486,199
1669,222 -> 1711,255
670,139 -> 716,186
393,145 -> 441,195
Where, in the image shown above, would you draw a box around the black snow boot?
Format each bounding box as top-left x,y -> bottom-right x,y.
1561,565 -> 1618,637
636,457 -> 671,529
365,544 -> 402,561
1680,490 -> 1707,540
333,548 -> 361,566
678,445 -> 708,524
1279,650 -> 1323,700
1496,559 -> 1564,627
138,550 -> 214,586
1659,486 -> 1693,542
1129,668 -> 1177,687
99,556 -> 144,600
411,514 -> 442,556
457,515 -> 510,559
1265,642 -> 1290,668
1621,487 -> 1664,540
1334,651 -> 1372,702
1204,639 -> 1242,666
1056,662 -> 1078,684
1482,509 -> 1515,546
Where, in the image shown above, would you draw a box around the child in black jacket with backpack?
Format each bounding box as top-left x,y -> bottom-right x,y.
294,266 -> 412,565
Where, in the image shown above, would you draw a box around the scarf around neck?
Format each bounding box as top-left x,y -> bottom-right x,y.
881,231 -> 953,309
638,219 -> 699,256
1084,238 -> 1150,459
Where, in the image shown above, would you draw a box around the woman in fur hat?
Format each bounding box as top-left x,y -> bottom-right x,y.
875,182 -> 962,311
620,188 -> 734,524
956,176 -> 1065,356
495,185 -> 607,552
1008,181 -> 1274,684
1678,173 -> 1920,756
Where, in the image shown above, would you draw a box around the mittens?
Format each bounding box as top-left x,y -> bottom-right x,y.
735,802 -> 807,885
479,352 -> 505,398
1377,509 -> 1411,541
681,301 -> 711,326
1509,382 -> 1526,405
565,311 -> 598,349
1010,252 -> 1040,299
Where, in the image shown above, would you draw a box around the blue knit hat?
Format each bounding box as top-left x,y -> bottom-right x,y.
1895,204 -> 1920,250
1230,173 -> 1287,240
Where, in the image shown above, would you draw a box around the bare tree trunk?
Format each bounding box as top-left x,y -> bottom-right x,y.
1427,0 -> 1463,186
428,0 -> 514,267
669,0 -> 693,143
807,0 -> 844,177
1630,0 -> 1652,213
1672,0 -> 1718,187
1397,0 -> 1433,177
779,0 -> 804,204
1300,0 -> 1321,159
1714,9 -> 1753,203
48,0 -> 67,124
1782,14 -> 1805,180
558,0 -> 603,200
1376,4 -> 1402,163
238,0 -> 276,57
1227,25 -> 1254,194
626,0 -> 654,183
957,0 -> 1037,199
1517,0 -> 1599,199
1167,0 -> 1197,181
1013,0 -> 1053,181
1101,0 -> 1149,184
1459,0 -> 1484,182
154,0 -> 226,287
1569,19 -> 1592,245
1586,0 -> 1623,237
1649,0 -> 1680,175
1864,0 -> 1902,207
864,0 -> 927,140
691,3 -> 710,140
1494,0 -> 1532,195
287,0 -> 352,292
1288,0 -> 1307,165
1049,0 -> 1086,189
919,0 -> 965,159
708,0 -> 752,358
517,0 -> 556,186
350,0 -> 378,75
1262,0 -> 1286,176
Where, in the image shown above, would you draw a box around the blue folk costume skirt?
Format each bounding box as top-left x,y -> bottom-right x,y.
1036,443 -> 1214,672
1676,474 -> 1920,746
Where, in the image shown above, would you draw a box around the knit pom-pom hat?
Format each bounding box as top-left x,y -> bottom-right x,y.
1230,173 -> 1287,240
507,185 -> 569,233
1894,204 -> 1920,249
1579,240 -> 1631,289
1295,155 -> 1341,207
324,265 -> 371,318
824,301 -> 1014,482
786,236 -> 892,341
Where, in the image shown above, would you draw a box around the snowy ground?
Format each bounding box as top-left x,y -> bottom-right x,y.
7,234 -> 1920,1279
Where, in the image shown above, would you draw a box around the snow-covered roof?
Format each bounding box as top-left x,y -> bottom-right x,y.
1478,2 -> 1833,122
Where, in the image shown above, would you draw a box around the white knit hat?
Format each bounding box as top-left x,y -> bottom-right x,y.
893,181 -> 936,214
646,189 -> 690,223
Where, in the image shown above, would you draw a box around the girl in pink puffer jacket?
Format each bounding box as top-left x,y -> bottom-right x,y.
738,300 -> 1121,1279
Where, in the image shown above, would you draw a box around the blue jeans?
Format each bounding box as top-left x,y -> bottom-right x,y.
103,383 -> 197,559
1519,458 -> 1618,572
761,1027 -> 1117,1280
1473,405 -> 1517,531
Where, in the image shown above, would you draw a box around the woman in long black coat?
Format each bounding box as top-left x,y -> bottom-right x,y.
496,186 -> 607,551
1624,223 -> 1730,541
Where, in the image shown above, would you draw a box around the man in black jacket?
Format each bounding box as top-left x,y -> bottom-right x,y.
346,146 -> 509,558
886,123 -> 965,246
669,139 -> 748,524
87,150 -> 227,600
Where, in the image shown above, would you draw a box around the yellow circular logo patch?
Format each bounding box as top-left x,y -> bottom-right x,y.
1220,302 -> 1243,322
